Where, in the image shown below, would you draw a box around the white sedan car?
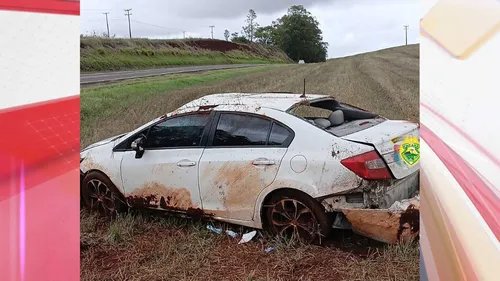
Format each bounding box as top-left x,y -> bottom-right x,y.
80,93 -> 420,244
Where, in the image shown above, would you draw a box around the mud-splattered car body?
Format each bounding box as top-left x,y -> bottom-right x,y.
80,93 -> 420,244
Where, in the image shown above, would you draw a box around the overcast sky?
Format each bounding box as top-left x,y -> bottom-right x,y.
80,0 -> 420,58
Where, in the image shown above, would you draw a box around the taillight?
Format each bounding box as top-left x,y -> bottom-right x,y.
340,151 -> 392,180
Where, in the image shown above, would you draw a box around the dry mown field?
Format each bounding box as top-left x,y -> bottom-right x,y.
81,44 -> 420,281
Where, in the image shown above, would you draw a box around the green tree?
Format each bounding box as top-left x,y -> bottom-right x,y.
224,29 -> 230,41
242,9 -> 259,42
254,26 -> 275,45
230,32 -> 250,44
270,5 -> 328,62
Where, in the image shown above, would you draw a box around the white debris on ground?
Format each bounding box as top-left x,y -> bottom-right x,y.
225,230 -> 238,238
238,230 -> 257,244
207,225 -> 241,239
265,247 -> 276,253
207,225 -> 223,234
388,195 -> 420,211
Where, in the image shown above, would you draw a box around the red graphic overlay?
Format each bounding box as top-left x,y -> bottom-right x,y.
421,124 -> 500,241
0,96 -> 80,189
0,96 -> 80,281
0,0 -> 79,15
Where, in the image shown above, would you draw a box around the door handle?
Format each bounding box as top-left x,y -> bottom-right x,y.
177,160 -> 196,167
252,158 -> 275,166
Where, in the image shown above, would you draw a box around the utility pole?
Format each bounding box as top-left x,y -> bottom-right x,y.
209,25 -> 215,39
103,12 -> 110,37
403,25 -> 409,45
183,31 -> 186,39
124,9 -> 132,38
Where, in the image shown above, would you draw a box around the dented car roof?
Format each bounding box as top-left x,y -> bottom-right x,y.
177,93 -> 331,112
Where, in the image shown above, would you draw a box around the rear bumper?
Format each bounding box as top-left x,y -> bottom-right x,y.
321,171 -> 419,211
365,170 -> 419,209
323,171 -> 420,244
342,196 -> 420,244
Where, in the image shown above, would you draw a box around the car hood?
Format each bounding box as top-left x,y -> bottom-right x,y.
81,133 -> 127,152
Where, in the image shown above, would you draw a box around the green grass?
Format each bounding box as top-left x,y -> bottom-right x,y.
81,51 -> 285,72
80,37 -> 292,72
80,65 -> 287,147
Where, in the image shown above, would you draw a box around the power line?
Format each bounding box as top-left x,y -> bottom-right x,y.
130,20 -> 183,32
209,25 -> 215,39
82,17 -> 125,22
129,20 -> 188,38
403,25 -> 409,46
103,12 -> 110,37
124,9 -> 132,38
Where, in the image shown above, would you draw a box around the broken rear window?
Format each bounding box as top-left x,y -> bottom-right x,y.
288,99 -> 383,137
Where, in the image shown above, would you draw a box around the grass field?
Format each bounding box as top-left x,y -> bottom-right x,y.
81,211 -> 419,281
81,44 -> 420,280
81,38 -> 292,72
81,65 -> 286,147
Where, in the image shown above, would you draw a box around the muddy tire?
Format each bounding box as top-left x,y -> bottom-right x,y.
80,172 -> 85,209
264,190 -> 331,244
81,171 -> 127,217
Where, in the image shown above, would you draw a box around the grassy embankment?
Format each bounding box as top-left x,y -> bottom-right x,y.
80,37 -> 293,72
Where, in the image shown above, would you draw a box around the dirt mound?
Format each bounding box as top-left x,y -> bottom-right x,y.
184,39 -> 252,52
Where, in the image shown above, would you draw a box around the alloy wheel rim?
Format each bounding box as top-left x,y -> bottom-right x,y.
86,179 -> 116,217
270,198 -> 319,244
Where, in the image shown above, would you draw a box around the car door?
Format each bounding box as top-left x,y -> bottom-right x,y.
120,112 -> 213,212
199,111 -> 294,221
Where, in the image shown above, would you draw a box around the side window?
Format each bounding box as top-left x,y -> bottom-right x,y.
268,123 -> 291,146
213,113 -> 271,146
146,114 -> 210,148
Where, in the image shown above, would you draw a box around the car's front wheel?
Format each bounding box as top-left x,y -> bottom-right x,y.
81,171 -> 127,217
265,191 -> 331,244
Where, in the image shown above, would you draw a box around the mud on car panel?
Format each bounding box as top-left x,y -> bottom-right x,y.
80,93 -> 420,244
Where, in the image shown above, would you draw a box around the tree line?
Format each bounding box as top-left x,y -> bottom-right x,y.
224,5 -> 328,63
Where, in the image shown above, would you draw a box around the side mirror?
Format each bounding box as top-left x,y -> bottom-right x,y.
131,136 -> 145,159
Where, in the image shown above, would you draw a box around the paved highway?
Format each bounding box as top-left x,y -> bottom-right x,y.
80,64 -> 263,85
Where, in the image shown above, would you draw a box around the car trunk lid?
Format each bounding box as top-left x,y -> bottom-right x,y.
340,120 -> 419,179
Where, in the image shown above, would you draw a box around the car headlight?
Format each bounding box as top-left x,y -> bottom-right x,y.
80,150 -> 90,163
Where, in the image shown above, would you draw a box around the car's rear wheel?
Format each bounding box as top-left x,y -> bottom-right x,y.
265,191 -> 331,244
81,171 -> 127,217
